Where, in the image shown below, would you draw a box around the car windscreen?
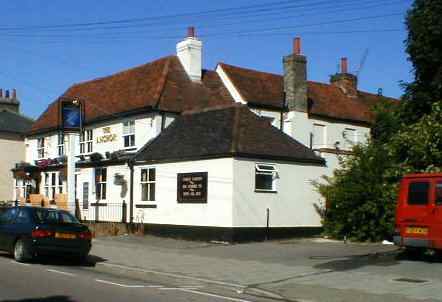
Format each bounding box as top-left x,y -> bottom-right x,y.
34,208 -> 80,224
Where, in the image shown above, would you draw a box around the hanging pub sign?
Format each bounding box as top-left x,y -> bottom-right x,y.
59,98 -> 83,132
177,172 -> 208,203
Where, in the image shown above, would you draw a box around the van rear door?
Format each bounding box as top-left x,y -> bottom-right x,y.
397,179 -> 432,247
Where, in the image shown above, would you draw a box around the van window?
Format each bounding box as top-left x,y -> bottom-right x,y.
408,182 -> 430,205
436,182 -> 442,205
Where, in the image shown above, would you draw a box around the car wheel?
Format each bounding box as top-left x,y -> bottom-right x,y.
14,239 -> 32,263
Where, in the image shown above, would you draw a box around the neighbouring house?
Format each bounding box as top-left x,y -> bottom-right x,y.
0,89 -> 33,201
12,27 -> 397,240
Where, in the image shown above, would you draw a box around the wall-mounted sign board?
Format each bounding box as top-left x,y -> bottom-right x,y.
177,172 -> 208,203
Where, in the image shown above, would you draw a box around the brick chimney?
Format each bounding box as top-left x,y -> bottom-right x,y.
330,57 -> 358,97
0,88 -> 20,113
283,37 -> 308,112
177,26 -> 202,82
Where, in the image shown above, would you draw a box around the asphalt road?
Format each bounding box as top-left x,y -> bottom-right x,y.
0,252 -> 275,302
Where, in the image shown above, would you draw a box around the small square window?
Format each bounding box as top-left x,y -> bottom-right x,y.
255,164 -> 278,192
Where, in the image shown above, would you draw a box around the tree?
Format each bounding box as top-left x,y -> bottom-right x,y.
317,0 -> 442,241
402,0 -> 442,122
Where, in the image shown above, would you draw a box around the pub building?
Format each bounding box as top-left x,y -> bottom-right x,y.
13,28 -> 395,240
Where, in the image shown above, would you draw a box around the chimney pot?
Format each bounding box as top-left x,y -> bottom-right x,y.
187,26 -> 195,38
293,37 -> 301,55
5,90 -> 9,98
341,57 -> 348,74
12,88 -> 17,99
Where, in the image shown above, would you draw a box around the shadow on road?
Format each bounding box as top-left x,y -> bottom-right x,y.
1,296 -> 74,302
34,254 -> 107,267
313,250 -> 401,272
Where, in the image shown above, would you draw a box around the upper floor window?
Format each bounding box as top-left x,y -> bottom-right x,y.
80,129 -> 93,154
57,133 -> 65,156
43,172 -> 58,200
343,128 -> 357,149
37,137 -> 45,159
141,168 -> 156,201
255,163 -> 278,193
312,124 -> 326,149
123,120 -> 135,148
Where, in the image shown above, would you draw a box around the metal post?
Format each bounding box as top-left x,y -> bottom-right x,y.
266,208 -> 270,241
122,200 -> 127,223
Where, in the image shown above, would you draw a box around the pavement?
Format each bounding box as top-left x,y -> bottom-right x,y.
87,235 -> 442,302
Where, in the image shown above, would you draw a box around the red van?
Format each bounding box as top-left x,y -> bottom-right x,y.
394,173 -> 442,252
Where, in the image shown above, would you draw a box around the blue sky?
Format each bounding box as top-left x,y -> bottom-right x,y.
0,0 -> 413,119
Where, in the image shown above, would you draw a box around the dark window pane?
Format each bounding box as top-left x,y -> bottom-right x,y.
408,182 -> 430,205
149,169 -> 156,182
149,183 -> 156,201
436,182 -> 442,205
141,184 -> 148,201
102,184 -> 106,200
255,173 -> 273,191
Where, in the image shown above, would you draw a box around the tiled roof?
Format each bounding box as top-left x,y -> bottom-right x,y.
0,110 -> 34,135
219,63 -> 396,123
30,56 -> 234,134
133,105 -> 324,164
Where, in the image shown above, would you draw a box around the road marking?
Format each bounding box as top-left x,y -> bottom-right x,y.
46,269 -> 76,277
10,261 -> 30,266
179,289 -> 253,302
99,262 -> 246,289
95,279 -> 151,288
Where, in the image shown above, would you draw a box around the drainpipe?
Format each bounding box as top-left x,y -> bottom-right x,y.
128,160 -> 134,224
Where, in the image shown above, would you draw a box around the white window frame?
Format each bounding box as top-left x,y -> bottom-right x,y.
43,172 -> 58,200
37,137 -> 45,159
342,128 -> 357,149
123,120 -> 136,148
255,163 -> 278,193
95,168 -> 107,200
15,179 -> 26,200
312,123 -> 326,149
140,168 -> 156,201
57,132 -> 65,156
80,129 -> 93,154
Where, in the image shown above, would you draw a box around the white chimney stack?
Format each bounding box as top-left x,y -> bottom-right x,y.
177,26 -> 202,82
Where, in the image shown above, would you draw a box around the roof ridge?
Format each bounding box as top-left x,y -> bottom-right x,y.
67,55 -> 176,89
153,56 -> 172,109
219,62 -> 282,78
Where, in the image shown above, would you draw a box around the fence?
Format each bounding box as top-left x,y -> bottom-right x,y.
1,200 -> 128,223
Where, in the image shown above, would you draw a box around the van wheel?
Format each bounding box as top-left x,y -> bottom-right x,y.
14,239 -> 32,263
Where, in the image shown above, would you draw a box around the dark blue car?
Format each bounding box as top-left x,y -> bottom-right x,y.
0,206 -> 92,262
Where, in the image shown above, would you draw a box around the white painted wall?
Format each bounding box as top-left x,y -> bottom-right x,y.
76,165 -> 131,222
26,113 -> 163,163
232,158 -> 325,228
134,158 -> 234,227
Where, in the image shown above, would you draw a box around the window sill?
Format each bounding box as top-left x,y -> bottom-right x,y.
254,190 -> 278,194
136,204 -> 157,208
122,147 -> 137,151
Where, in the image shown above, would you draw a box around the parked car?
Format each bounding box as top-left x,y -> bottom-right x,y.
394,173 -> 442,253
0,206 -> 92,262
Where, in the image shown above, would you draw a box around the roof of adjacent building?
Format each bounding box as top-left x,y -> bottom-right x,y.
219,63 -> 396,124
0,110 -> 34,136
133,105 -> 324,164
30,55 -> 234,135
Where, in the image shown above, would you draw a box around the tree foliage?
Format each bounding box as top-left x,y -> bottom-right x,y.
316,0 -> 442,241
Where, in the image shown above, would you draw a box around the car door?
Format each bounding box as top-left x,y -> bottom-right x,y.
0,208 -> 18,251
